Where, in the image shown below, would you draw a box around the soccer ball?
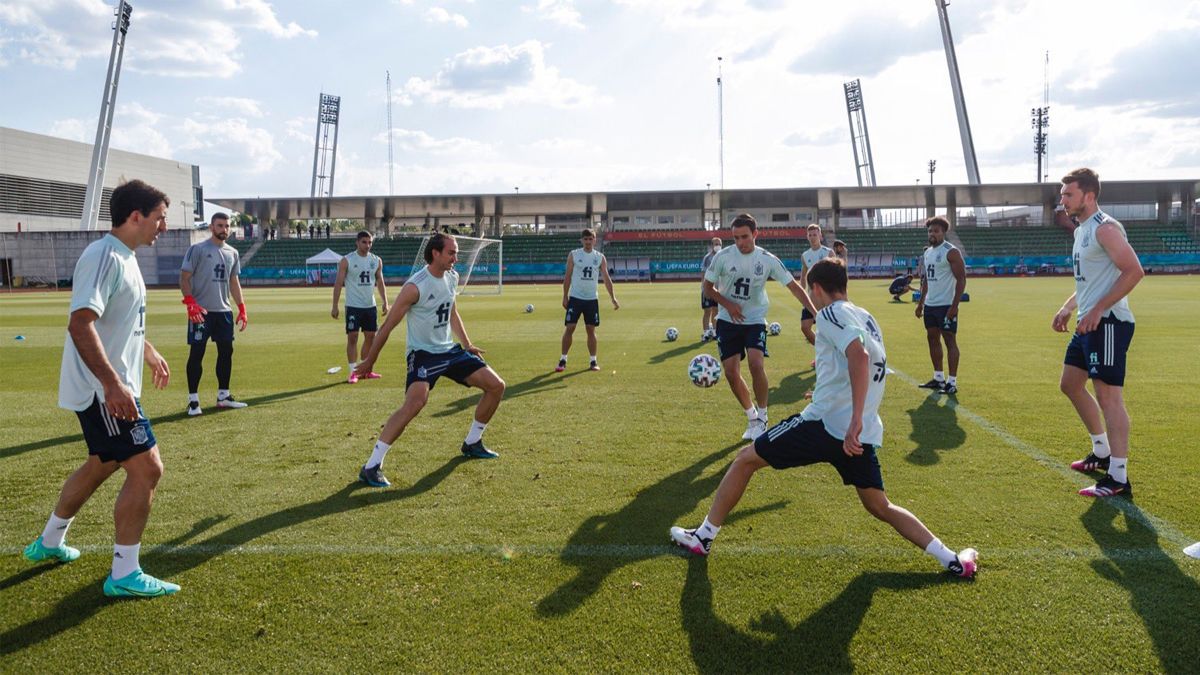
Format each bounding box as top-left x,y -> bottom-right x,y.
688,353 -> 722,388
524,304 -> 534,313
768,321 -> 782,336
665,327 -> 679,342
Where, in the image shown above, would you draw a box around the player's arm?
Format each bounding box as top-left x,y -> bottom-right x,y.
68,308 -> 138,421
915,266 -> 928,318
1077,224 -> 1145,334
600,254 -> 619,309
230,274 -> 247,331
562,254 -> 574,309
784,279 -> 816,316
179,266 -> 206,324
374,257 -> 389,315
1053,292 -> 1078,332
331,258 -> 348,319
947,248 -> 967,320
143,339 -> 170,390
704,279 -> 744,322
842,336 -> 869,457
798,262 -> 809,291
450,304 -> 483,355
356,282 -> 417,375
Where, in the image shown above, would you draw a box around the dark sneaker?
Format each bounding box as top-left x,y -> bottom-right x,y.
918,379 -> 945,390
186,401 -> 202,416
554,359 -> 566,373
1079,475 -> 1132,498
670,526 -> 712,556
358,464 -> 390,488
947,548 -> 978,578
461,441 -> 499,459
589,362 -> 600,371
1070,452 -> 1110,473
942,382 -> 958,395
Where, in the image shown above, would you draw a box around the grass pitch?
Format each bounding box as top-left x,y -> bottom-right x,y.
2,276 -> 1199,673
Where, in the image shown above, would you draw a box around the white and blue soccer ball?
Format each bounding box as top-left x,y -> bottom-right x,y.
524,304 -> 535,313
689,353 -> 722,388
665,327 -> 679,342
768,321 -> 782,336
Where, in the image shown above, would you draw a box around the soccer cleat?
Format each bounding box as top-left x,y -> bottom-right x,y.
741,418 -> 767,441
554,359 -> 567,373
947,548 -> 978,578
23,536 -> 80,564
216,396 -> 248,409
942,382 -> 958,395
358,464 -> 391,488
918,379 -> 945,390
186,401 -> 202,416
461,441 -> 500,459
1079,475 -> 1132,498
670,526 -> 712,556
1184,542 -> 1200,559
589,362 -> 600,371
103,569 -> 180,598
1070,452 -> 1110,473
364,372 -> 382,379
347,372 -> 359,384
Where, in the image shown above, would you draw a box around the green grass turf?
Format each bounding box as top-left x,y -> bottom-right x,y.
1,276 -> 1199,672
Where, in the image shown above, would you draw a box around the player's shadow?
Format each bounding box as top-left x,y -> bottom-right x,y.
0,458 -> 464,656
432,370 -> 587,418
768,370 -> 817,409
648,339 -> 708,365
681,556 -> 939,673
0,383 -> 341,461
536,443 -> 787,618
904,393 -> 966,466
1081,500 -> 1200,671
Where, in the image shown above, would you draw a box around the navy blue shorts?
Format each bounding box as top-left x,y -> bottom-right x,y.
753,416 -> 884,490
187,311 -> 235,345
701,291 -> 717,309
922,305 -> 958,334
76,395 -> 157,463
346,306 -> 379,333
801,307 -> 815,322
565,297 -> 600,326
715,319 -> 768,362
1064,316 -> 1135,386
889,281 -> 908,296
406,345 -> 488,391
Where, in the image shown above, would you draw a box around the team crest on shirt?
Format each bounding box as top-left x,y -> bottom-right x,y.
754,262 -> 763,276
1080,230 -> 1092,248
131,426 -> 148,445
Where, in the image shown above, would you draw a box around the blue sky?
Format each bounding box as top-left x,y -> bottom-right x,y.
2,0 -> 1198,200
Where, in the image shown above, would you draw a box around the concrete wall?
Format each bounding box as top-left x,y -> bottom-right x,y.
0,229 -> 206,287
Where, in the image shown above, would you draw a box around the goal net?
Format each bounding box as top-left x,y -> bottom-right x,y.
412,234 -> 503,295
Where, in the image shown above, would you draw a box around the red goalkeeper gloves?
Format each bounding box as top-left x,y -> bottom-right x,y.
183,295 -> 206,324
236,303 -> 248,330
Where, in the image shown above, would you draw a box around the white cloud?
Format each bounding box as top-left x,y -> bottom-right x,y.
424,7 -> 469,28
48,118 -> 89,142
523,0 -> 584,29
402,40 -> 602,109
218,97 -> 267,118
376,128 -> 493,155
178,115 -> 283,174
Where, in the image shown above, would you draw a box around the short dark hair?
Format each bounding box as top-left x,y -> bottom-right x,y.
582,228 -> 595,238
1062,167 -> 1101,198
424,233 -> 455,263
833,239 -> 847,249
807,258 -> 848,295
210,212 -> 229,224
731,213 -> 757,232
925,215 -> 950,232
109,179 -> 168,228
356,230 -> 372,241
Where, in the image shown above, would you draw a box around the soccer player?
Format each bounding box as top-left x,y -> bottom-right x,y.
555,228 -> 619,372
180,212 -> 248,415
354,233 -> 507,487
1053,168 -> 1143,498
889,273 -> 916,302
671,258 -> 978,578
332,230 -> 389,384
914,216 -> 966,395
799,224 -> 834,355
705,213 -> 816,441
700,237 -> 722,341
22,180 -> 181,597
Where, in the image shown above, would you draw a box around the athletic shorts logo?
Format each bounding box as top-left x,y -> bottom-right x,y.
417,366 -> 428,378
1088,352 -> 1099,366
131,426 -> 148,446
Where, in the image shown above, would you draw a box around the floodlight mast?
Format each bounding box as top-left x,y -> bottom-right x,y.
934,0 -> 988,224
81,1 -> 133,231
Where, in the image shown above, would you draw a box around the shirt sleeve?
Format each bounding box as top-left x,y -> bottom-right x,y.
771,254 -> 793,287
69,247 -> 119,317
816,305 -> 865,354
181,244 -> 196,273
230,249 -> 241,278
703,252 -> 721,284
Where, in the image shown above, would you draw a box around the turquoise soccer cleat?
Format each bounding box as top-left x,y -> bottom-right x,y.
23,536 -> 80,564
103,569 -> 181,598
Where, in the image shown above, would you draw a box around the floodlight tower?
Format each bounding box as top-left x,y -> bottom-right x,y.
843,79 -> 877,188
934,0 -> 987,223
81,0 -> 133,231
716,56 -> 725,190
311,93 -> 341,198
386,71 -> 394,196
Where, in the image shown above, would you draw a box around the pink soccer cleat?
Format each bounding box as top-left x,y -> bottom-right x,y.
364,372 -> 382,379
948,548 -> 978,578
347,372 -> 359,384
670,526 -> 712,556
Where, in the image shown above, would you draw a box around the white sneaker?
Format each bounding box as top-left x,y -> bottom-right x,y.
1185,542 -> 1200,559
186,401 -> 202,416
741,418 -> 767,441
216,396 -> 248,409
669,526 -> 712,556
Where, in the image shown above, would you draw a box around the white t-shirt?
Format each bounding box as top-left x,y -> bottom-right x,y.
801,245 -> 833,278
567,248 -> 604,301
404,265 -> 458,354
1073,211 -> 1134,323
800,300 -> 887,446
59,234 -> 147,411
921,241 -> 959,307
703,245 -> 793,325
344,252 -> 381,309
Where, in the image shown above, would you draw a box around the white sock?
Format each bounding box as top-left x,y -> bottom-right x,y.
217,389 -> 231,400
589,355 -> 597,364
367,440 -> 391,469
948,375 -> 957,386
349,362 -> 356,373
560,354 -> 568,362
934,371 -> 945,382
41,512 -> 74,548
745,407 -> 757,421
697,517 -> 721,540
1109,457 -> 1128,483
112,543 -> 141,579
757,406 -> 768,424
1090,432 -> 1111,458
465,420 -> 487,445
925,537 -> 958,568
188,393 -> 199,403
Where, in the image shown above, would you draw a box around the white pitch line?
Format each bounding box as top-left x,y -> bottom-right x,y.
890,368 -> 1192,549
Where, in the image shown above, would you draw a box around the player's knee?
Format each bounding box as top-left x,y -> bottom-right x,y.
490,374 -> 506,395
732,445 -> 764,471
860,492 -> 891,520
1094,384 -> 1123,408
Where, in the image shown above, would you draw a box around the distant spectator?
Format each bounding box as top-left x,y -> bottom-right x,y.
325,224 -> 331,239
309,225 -> 315,239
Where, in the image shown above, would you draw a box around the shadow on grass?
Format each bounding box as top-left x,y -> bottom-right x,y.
0,383 -> 341,461
904,393 -> 966,466
537,442 -> 786,617
682,556 -> 940,673
1081,500 -> 1200,671
0,458 -> 464,656
768,370 -> 817,410
648,339 -> 708,365
431,369 -> 588,418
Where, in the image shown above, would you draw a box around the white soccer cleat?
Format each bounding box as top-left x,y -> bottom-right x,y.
1185,542 -> 1200,559
186,401 -> 202,416
948,547 -> 978,578
670,526 -> 712,556
216,396 -> 248,409
741,418 -> 767,441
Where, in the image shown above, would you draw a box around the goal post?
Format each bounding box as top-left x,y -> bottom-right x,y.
412,233 -> 503,295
